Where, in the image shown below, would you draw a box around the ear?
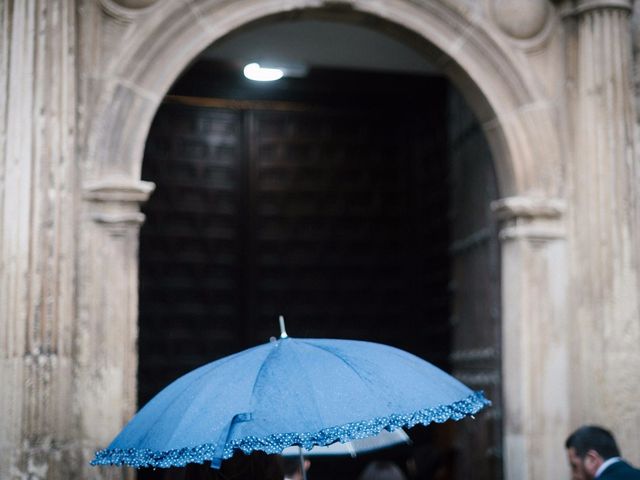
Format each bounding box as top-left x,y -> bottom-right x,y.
584,449 -> 603,475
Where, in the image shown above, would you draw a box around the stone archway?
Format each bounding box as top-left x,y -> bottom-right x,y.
79,1 -> 568,479
87,1 -> 563,196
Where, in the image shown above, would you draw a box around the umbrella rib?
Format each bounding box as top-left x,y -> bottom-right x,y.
287,341 -> 327,428
144,346 -> 266,448
249,342 -> 282,399
162,346 -> 271,448
300,341 -> 372,385
139,361 -> 224,448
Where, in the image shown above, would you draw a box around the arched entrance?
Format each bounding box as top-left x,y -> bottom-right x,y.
79,2 -> 568,479
137,21 -> 501,477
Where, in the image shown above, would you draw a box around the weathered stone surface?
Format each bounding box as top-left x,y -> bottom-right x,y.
493,197 -> 569,480
1,0 -> 78,478
492,0 -> 551,39
568,0 -> 640,462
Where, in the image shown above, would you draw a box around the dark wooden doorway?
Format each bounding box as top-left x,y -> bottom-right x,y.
137,60 -> 501,479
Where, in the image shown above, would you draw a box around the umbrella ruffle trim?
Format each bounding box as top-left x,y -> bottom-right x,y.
91,390 -> 490,469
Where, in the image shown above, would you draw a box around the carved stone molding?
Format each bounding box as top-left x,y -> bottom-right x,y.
492,0 -> 551,40
83,178 -> 155,232
558,0 -> 632,16
575,0 -> 632,14
491,196 -> 565,220
491,196 -> 566,241
83,177 -> 155,203
90,211 -> 147,227
99,0 -> 162,22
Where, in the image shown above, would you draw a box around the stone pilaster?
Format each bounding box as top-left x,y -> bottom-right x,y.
569,0 -> 640,463
0,1 -> 78,478
492,197 -> 570,480
76,177 -> 153,479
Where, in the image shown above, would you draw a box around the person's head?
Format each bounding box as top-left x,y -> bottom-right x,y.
565,425 -> 621,480
280,456 -> 310,480
358,461 -> 407,480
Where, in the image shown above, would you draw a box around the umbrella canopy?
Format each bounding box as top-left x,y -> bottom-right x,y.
92,336 -> 489,469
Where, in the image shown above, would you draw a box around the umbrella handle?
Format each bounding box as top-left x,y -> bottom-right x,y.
299,447 -> 307,480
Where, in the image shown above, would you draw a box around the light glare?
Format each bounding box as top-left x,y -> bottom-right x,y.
243,63 -> 284,81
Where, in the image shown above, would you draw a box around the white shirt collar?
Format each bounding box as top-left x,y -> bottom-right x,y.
596,457 -> 622,478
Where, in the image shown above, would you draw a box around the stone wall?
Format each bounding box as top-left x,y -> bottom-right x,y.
1,1 -> 79,477
566,0 -> 640,460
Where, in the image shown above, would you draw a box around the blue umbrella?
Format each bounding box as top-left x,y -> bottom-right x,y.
92,322 -> 489,470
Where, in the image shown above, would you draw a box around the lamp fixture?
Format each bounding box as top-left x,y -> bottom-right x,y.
243,62 -> 284,81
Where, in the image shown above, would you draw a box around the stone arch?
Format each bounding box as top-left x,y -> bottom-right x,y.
87,0 -> 561,198
79,2 -> 569,479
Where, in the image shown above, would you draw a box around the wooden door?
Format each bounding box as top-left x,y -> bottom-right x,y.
243,106 -> 450,361
447,89 -> 502,479
136,64 -> 501,479
138,106 -> 246,404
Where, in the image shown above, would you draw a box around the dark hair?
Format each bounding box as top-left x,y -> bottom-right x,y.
565,425 -> 620,460
358,461 -> 407,480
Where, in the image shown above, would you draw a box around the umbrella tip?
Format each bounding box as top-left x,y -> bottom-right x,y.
279,315 -> 288,339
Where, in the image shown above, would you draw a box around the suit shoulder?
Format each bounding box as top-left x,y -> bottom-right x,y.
600,460 -> 640,480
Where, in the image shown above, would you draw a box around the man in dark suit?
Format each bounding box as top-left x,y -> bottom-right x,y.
566,425 -> 640,479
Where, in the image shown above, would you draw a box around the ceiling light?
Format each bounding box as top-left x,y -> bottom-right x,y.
243,62 -> 284,81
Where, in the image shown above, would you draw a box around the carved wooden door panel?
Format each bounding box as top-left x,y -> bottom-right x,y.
244,106 -> 450,364
140,95 -> 451,394
448,90 -> 502,479
138,105 -> 246,404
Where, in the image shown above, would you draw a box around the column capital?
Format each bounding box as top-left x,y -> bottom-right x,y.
83,177 -> 155,228
557,0 -> 632,17
491,196 -> 565,221
83,177 -> 155,203
491,196 -> 566,241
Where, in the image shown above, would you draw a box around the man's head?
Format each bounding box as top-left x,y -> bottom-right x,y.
280,457 -> 310,480
565,426 -> 620,480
